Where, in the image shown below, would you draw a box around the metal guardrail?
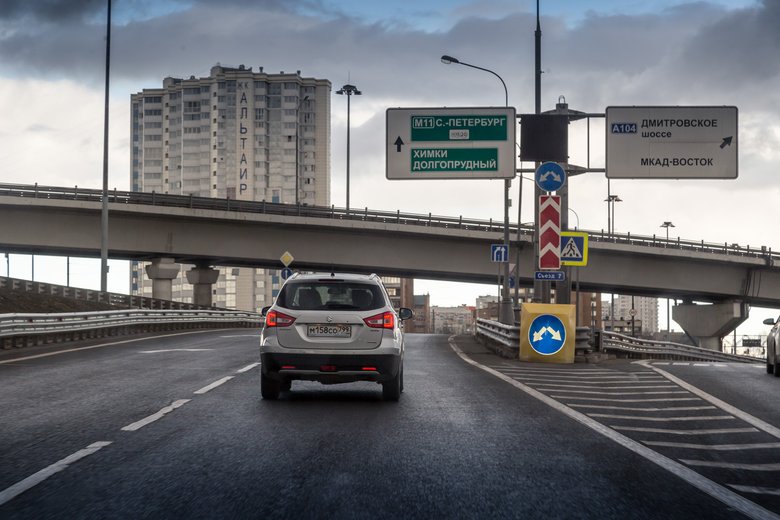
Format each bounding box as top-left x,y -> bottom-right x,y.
0,309 -> 262,349
599,331 -> 760,363
0,276 -> 211,310
475,320 -> 762,363
0,182 -> 776,264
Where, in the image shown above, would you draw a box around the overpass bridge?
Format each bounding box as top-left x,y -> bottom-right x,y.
0,183 -> 778,347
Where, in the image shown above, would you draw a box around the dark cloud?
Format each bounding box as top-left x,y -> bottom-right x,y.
0,0 -> 104,22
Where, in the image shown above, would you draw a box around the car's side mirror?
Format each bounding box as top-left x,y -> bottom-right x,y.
261,306 -> 271,317
399,308 -> 414,321
763,318 -> 777,326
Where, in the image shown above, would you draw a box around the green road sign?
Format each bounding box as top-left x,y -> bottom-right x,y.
411,148 -> 498,172
410,115 -> 508,141
386,107 -> 516,180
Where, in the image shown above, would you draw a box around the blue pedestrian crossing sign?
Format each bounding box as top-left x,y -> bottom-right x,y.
528,314 -> 566,355
490,244 -> 508,263
560,231 -> 588,266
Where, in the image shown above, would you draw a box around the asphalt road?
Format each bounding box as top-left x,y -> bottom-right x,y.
0,331 -> 778,519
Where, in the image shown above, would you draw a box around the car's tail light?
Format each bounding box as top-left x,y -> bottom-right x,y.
266,310 -> 296,328
361,366 -> 378,371
363,311 -> 394,329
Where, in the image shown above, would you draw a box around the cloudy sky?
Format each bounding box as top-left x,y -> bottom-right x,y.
1,0 -> 778,336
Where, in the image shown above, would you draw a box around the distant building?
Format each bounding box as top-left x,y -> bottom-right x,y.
575,291 -> 603,330
406,294 -> 431,333
603,295 -> 659,334
130,64 -> 331,309
383,277 -> 414,310
431,305 -> 475,334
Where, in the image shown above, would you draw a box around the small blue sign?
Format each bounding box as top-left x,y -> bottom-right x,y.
535,162 -> 566,192
508,276 -> 515,289
561,235 -> 585,263
281,267 -> 294,280
491,244 -> 508,263
534,271 -> 565,281
529,314 -> 566,355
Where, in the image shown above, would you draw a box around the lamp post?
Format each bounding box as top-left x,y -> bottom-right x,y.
441,54 -> 513,324
100,0 -> 111,292
294,95 -> 310,205
660,221 -> 676,332
604,194 -> 622,235
335,84 -> 361,212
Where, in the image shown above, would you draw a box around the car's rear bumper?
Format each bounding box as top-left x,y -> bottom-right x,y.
261,352 -> 401,384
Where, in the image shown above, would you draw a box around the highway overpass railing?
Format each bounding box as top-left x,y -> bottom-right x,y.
597,331 -> 760,363
0,183 -> 777,264
475,319 -> 761,363
0,309 -> 262,349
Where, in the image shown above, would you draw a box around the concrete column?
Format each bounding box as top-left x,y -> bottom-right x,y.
144,257 -> 180,301
186,266 -> 220,307
672,300 -> 749,350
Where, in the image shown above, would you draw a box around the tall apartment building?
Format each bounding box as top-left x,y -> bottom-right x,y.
130,64 -> 331,309
603,295 -> 659,334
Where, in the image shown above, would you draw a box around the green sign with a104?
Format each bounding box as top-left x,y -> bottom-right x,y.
411,115 -> 507,141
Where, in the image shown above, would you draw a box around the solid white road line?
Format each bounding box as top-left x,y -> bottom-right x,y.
536,388 -> 689,395
121,399 -> 190,432
0,441 -> 112,506
644,441 -> 780,451
588,413 -> 735,422
612,426 -> 758,435
139,349 -> 213,353
639,361 -> 780,441
553,396 -> 702,403
569,404 -> 716,412
729,485 -> 780,497
682,460 -> 780,471
527,383 -> 678,390
236,362 -> 261,373
194,376 -> 234,395
0,329 -> 227,365
447,339 -> 779,520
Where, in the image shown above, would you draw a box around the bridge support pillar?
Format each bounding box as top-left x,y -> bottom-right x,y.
673,300 -> 749,350
144,258 -> 180,301
186,265 -> 220,307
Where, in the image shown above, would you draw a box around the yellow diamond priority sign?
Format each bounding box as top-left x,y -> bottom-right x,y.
280,251 -> 294,267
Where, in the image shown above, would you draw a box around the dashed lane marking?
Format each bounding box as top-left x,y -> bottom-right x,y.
121,399 -> 191,432
194,376 -> 234,395
139,349 -> 213,353
0,441 -> 112,506
236,362 -> 260,373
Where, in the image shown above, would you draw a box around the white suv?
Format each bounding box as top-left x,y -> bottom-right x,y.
260,273 -> 413,400
764,315 -> 780,377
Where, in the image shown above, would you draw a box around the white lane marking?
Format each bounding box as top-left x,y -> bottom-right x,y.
447,339 -> 779,520
694,363 -> 711,367
682,460 -> 780,471
729,485 -> 780,497
653,362 -> 671,366
645,441 -> 780,451
612,426 -> 759,435
194,376 -> 234,395
0,441 -> 112,506
589,413 -> 735,422
507,376 -> 666,383
639,361 -> 780,441
536,388 -> 689,395
236,362 -> 260,373
527,383 -> 679,390
553,396 -> 702,403
0,329 -> 230,365
139,349 -> 213,353
121,399 -> 190,432
219,334 -> 260,338
673,363 -> 690,366
569,405 -> 717,412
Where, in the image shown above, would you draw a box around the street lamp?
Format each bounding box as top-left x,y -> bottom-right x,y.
603,194 -> 622,235
294,95 -> 310,205
335,84 -> 361,211
660,221 -> 676,333
660,221 -> 675,242
441,54 -> 513,324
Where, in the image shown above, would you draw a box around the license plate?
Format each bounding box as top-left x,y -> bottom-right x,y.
307,324 -> 351,338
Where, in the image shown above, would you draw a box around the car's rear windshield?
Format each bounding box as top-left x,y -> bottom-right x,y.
277,281 -> 386,311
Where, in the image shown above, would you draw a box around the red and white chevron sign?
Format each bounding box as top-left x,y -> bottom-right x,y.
538,195 -> 561,270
